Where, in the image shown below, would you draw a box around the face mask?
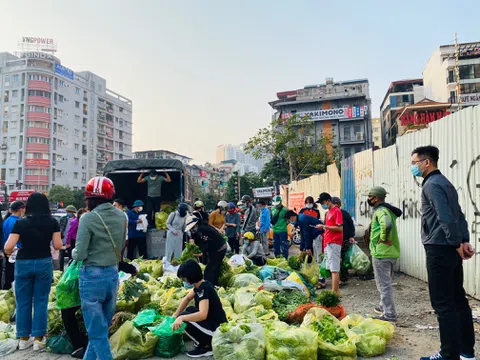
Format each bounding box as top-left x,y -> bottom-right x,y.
321,204 -> 329,210
183,281 -> 193,289
411,164 -> 423,177
244,240 -> 249,245
67,213 -> 72,218
179,208 -> 187,217
228,209 -> 235,214
290,221 -> 297,227
138,206 -> 143,212
306,203 -> 314,209
150,176 -> 157,180
367,198 -> 376,207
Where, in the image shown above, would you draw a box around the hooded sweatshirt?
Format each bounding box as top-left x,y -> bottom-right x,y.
369,203 -> 402,259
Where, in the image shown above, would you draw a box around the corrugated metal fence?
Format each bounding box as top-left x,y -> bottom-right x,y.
289,105 -> 480,298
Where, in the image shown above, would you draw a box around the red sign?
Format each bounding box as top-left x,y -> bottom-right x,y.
400,110 -> 451,126
199,170 -> 207,178
25,159 -> 50,166
9,190 -> 35,202
289,192 -> 305,212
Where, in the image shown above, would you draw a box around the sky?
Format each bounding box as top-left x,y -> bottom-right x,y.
1,0 -> 478,163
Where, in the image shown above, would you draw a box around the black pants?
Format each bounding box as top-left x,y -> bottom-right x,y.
146,196 -> 162,227
340,243 -> 351,282
228,237 -> 239,254
61,306 -> 88,351
425,245 -> 475,359
252,256 -> 266,266
182,306 -> 214,348
204,249 -> 227,286
2,258 -> 14,290
127,237 -> 147,260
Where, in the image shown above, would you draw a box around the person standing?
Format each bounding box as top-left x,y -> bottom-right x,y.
137,170 -> 171,227
225,202 -> 241,254
165,203 -> 189,261
2,201 -> 25,290
270,195 -> 289,259
127,200 -> 147,260
410,146 -> 475,360
192,200 -> 209,224
113,199 -> 129,259
73,176 -> 126,360
4,193 -> 62,351
209,201 -> 228,233
299,196 -> 321,219
331,197 -> 356,283
316,192 -> 343,295
299,196 -> 322,266
258,200 -> 271,256
65,208 -> 87,259
363,187 -> 402,323
285,209 -> 323,258
59,205 -> 77,271
241,195 -> 258,236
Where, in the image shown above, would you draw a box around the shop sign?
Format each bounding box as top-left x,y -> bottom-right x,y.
9,190 -> 35,202
460,93 -> 480,104
289,192 -> 305,212
253,187 -> 275,198
400,110 -> 451,126
55,63 -> 74,80
282,106 -> 368,121
25,159 -> 50,166
21,52 -> 54,61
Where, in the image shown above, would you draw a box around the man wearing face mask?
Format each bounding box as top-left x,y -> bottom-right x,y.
225,202 -> 241,254
411,146 -> 475,360
258,200 -> 271,256
316,192 -> 343,295
270,195 -> 289,259
165,203 -> 189,261
364,187 -> 402,323
138,170 -> 171,228
59,205 -> 77,271
240,195 -> 258,238
127,200 -> 147,260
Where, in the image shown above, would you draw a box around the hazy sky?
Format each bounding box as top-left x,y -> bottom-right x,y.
1,0 -> 478,163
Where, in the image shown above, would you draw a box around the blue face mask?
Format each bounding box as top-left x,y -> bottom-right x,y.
291,221 -> 297,227
183,281 -> 193,289
321,204 -> 329,210
244,240 -> 250,245
411,164 -> 423,177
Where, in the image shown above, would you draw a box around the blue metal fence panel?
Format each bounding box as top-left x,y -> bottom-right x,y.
342,156 -> 355,217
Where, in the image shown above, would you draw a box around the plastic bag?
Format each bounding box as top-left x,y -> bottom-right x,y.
341,314 -> 394,357
258,266 -> 290,281
212,322 -> 266,360
132,309 -> 160,328
320,256 -> 331,279
158,287 -> 190,316
300,256 -> 319,286
0,339 -> 19,356
228,254 -> 246,267
46,333 -> 74,354
266,257 -> 289,269
266,321 -> 318,360
287,303 -> 320,324
110,321 -> 158,360
234,287 -> 274,314
301,308 -> 357,359
0,291 -> 15,324
0,321 -> 15,340
162,257 -> 180,276
56,260 -> 82,310
150,316 -> 186,358
348,244 -> 371,275
285,272 -> 310,297
261,279 -> 310,296
230,273 -> 262,288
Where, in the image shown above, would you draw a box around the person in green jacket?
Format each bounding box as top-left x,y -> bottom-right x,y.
367,186 -> 402,322
271,196 -> 289,259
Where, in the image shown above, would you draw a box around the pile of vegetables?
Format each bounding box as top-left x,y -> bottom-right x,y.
136,259 -> 163,279
179,243 -> 202,263
229,273 -> 262,288
0,291 -> 15,324
234,287 -> 274,314
212,322 -> 266,360
316,291 -> 341,308
265,321 -> 318,360
347,244 -> 371,275
272,289 -> 309,322
287,255 -> 302,271
267,256 -> 289,269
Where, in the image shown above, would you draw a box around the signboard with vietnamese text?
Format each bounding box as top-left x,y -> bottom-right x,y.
253,187 -> 275,198
26,159 -> 50,166
400,110 -> 451,126
55,63 -> 74,80
199,170 -> 207,178
282,106 -> 368,121
460,92 -> 480,105
9,190 -> 35,202
289,192 -> 305,212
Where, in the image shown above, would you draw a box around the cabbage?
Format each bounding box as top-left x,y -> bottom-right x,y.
265,321 -> 318,360
234,288 -> 273,314
212,323 -> 266,360
229,273 -> 262,288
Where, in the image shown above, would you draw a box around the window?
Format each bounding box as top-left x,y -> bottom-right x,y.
10,137 -> 16,145
75,87 -> 80,94
59,80 -> 65,87
460,83 -> 480,94
75,101 -> 80,108
75,115 -> 80,123
344,148 -> 351,158
9,153 -> 16,160
12,74 -> 19,82
26,169 -> 48,176
74,157 -> 79,165
28,90 -> 35,96
12,90 -> 18,98
75,143 -> 80,150
74,172 -> 78,179
343,125 -> 351,140
26,153 -> 49,159
450,91 -> 457,103
27,137 -> 50,144
8,185 -> 14,191
9,169 -> 14,176
10,121 -> 17,129
74,129 -> 79,136
59,95 -> 64,102
4,91 -> 9,103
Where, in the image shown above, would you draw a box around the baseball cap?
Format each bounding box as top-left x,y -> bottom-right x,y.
316,192 -> 332,203
367,186 -> 387,198
331,197 -> 341,205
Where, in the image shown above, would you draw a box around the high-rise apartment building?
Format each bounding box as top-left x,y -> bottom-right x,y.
216,143 -> 266,175
134,149 -> 192,165
0,51 -> 132,192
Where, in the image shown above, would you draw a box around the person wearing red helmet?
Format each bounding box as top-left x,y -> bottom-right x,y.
73,176 -> 127,360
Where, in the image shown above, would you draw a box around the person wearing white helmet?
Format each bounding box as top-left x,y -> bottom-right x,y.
208,200 -> 228,233
192,200 -> 209,224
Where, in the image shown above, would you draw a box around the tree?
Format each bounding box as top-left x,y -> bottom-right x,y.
245,114 -> 338,182
225,172 -> 263,201
72,189 -> 86,210
199,191 -> 220,211
261,157 -> 290,185
48,185 -> 75,207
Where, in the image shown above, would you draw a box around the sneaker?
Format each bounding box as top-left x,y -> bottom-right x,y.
372,314 -> 397,323
33,339 -> 46,351
374,305 -> 384,314
72,347 -> 86,359
18,338 -> 34,350
420,352 -> 445,360
460,354 -> 476,360
186,347 -> 214,358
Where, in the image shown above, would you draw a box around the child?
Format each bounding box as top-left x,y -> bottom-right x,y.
173,260 -> 227,358
242,231 -> 266,266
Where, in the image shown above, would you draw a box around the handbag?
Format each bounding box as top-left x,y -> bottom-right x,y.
93,211 -> 121,261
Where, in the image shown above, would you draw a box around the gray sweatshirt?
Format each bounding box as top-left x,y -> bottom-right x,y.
242,240 -> 265,259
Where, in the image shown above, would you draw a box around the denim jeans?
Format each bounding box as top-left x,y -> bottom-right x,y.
273,232 -> 289,259
79,265 -> 118,360
15,257 -> 53,338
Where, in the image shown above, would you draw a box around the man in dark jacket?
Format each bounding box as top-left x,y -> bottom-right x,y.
412,146 -> 475,360
331,197 -> 356,283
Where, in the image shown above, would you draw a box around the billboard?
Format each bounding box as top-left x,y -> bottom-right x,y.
55,63 -> 74,80
289,192 -> 305,212
25,159 -> 50,166
253,187 -> 274,198
282,105 -> 368,121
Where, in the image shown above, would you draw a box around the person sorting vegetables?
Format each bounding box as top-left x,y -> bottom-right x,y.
172,260 -> 227,358
185,215 -> 227,286
241,231 -> 266,266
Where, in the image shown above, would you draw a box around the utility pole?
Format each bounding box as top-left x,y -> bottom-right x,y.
455,32 -> 462,111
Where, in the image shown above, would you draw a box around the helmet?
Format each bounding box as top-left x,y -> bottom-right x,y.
217,200 -> 228,208
243,232 -> 255,240
241,195 -> 251,203
228,202 -> 235,208
85,176 -> 115,199
236,201 -> 243,207
194,200 -> 204,208
272,195 -> 282,206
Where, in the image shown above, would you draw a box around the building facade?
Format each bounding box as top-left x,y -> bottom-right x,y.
0,51 -> 133,192
423,41 -> 480,108
380,79 -> 424,147
269,78 -> 372,159
216,143 -> 266,175
371,118 -> 382,149
134,149 -> 192,165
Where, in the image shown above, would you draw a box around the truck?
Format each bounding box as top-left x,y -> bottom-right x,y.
103,158 -> 191,259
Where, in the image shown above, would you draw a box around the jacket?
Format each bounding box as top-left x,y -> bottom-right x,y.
271,206 -> 288,233
341,209 -> 356,244
127,209 -> 146,239
298,213 -> 323,250
299,207 -> 320,219
242,206 -> 258,233
369,203 -> 402,259
259,208 -> 271,233
73,203 -> 127,267
421,170 -> 469,247
242,240 -> 265,259
66,217 -> 80,246
224,212 -> 241,238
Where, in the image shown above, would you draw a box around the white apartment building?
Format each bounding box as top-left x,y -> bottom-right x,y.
423,41 -> 480,107
216,144 -> 267,175
0,51 -> 132,192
